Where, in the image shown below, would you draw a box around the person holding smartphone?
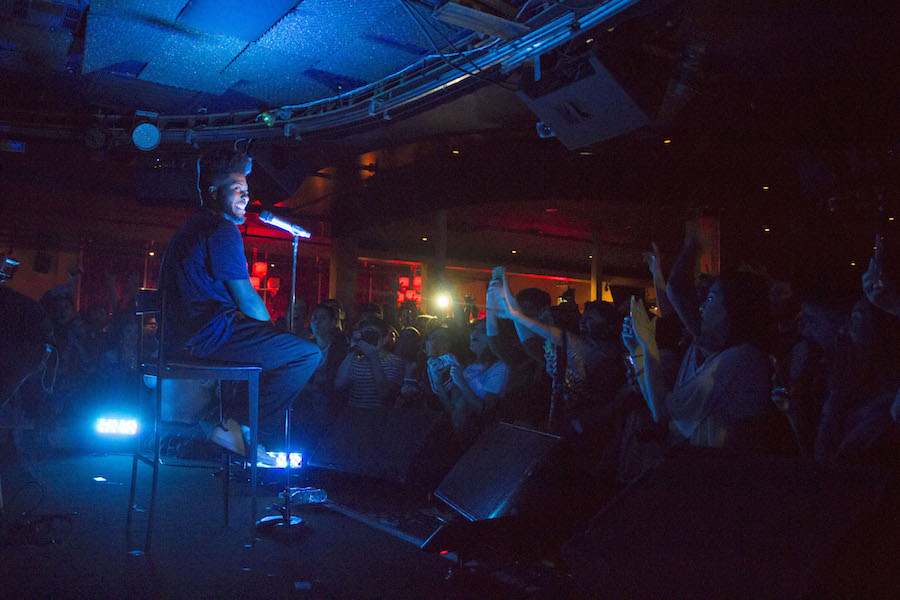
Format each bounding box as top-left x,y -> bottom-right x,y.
335,316 -> 404,410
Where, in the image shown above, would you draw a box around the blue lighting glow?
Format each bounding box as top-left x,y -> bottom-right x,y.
95,418 -> 139,436
93,476 -> 107,482
261,452 -> 302,469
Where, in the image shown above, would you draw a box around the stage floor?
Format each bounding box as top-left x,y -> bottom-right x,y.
0,451 -> 525,599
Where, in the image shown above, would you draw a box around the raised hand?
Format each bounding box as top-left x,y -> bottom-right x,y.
486,278 -> 510,317
862,257 -> 900,317
629,296 -> 657,349
643,242 -> 663,277
449,365 -> 466,389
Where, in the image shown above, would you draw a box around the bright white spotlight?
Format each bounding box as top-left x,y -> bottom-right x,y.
435,293 -> 452,310
95,418 -> 139,436
261,452 -> 302,469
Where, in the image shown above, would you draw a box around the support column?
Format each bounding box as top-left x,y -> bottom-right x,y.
328,236 -> 358,317
434,209 -> 447,282
590,230 -> 604,302
418,263 -> 429,314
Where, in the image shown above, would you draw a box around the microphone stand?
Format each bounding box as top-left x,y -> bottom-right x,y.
256,232 -> 305,541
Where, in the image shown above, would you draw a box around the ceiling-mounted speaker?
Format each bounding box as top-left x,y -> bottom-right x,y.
517,56 -> 651,150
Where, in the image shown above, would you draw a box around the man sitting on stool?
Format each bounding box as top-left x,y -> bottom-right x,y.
158,151 -> 321,465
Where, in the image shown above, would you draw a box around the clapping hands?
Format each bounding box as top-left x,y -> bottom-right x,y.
622,296 -> 657,352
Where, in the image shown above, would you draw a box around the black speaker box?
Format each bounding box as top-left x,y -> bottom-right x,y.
307,407 -> 457,489
561,449 -> 897,599
434,422 -> 561,521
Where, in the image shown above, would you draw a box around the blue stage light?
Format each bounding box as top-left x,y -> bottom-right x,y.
261,452 -> 302,469
95,418 -> 139,436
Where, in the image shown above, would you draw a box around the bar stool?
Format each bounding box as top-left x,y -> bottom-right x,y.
126,288 -> 262,554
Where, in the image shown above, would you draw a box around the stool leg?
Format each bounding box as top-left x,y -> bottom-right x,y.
126,453 -> 139,531
248,372 -> 259,539
283,403 -> 292,524
220,391 -> 229,526
223,452 -> 230,526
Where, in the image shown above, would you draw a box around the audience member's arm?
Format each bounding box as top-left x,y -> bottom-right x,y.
493,277 -> 564,346
450,366 -> 483,413
624,297 -> 669,423
646,242 -> 676,319
488,277 -> 544,345
359,341 -> 397,403
862,256 -> 900,318
485,287 -> 516,360
225,279 -> 271,322
666,234 -> 702,338
334,352 -> 354,391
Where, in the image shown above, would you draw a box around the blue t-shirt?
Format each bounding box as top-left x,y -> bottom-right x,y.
159,209 -> 248,357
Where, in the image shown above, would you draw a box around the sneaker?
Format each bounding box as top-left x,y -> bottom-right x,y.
207,419 -> 278,467
240,425 -> 278,467
208,419 -> 246,456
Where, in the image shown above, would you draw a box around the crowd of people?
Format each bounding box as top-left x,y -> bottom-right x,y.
3,150 -> 897,486
4,244 -> 898,479
271,227 -> 898,478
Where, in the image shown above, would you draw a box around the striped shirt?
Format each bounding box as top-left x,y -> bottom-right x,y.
347,351 -> 405,409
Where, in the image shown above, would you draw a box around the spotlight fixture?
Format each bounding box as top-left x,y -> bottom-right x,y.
762,186 -> 769,190
132,122 -> 160,151
148,251 -> 155,256
132,109 -> 161,151
422,237 -> 428,241
435,293 -> 452,310
663,139 -> 672,144
850,262 -> 856,266
889,216 -> 895,221
511,250 -> 517,254
451,149 -> 460,155
763,228 -> 770,232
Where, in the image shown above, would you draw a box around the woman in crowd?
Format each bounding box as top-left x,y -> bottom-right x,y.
489,276 -> 625,436
427,319 -> 508,444
623,270 -> 780,449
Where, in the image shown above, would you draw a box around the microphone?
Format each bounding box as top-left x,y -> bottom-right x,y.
258,211 -> 311,238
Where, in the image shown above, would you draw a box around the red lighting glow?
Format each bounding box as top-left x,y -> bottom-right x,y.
267,277 -> 280,292
249,276 -> 261,290
397,275 -> 422,307
252,262 -> 268,278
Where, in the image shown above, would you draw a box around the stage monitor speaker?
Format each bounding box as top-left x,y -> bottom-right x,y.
561,449 -> 896,599
434,422 -> 560,521
517,56 -> 651,150
307,407 -> 457,489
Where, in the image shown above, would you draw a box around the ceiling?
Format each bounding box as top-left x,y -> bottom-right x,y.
2,0 -> 899,289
